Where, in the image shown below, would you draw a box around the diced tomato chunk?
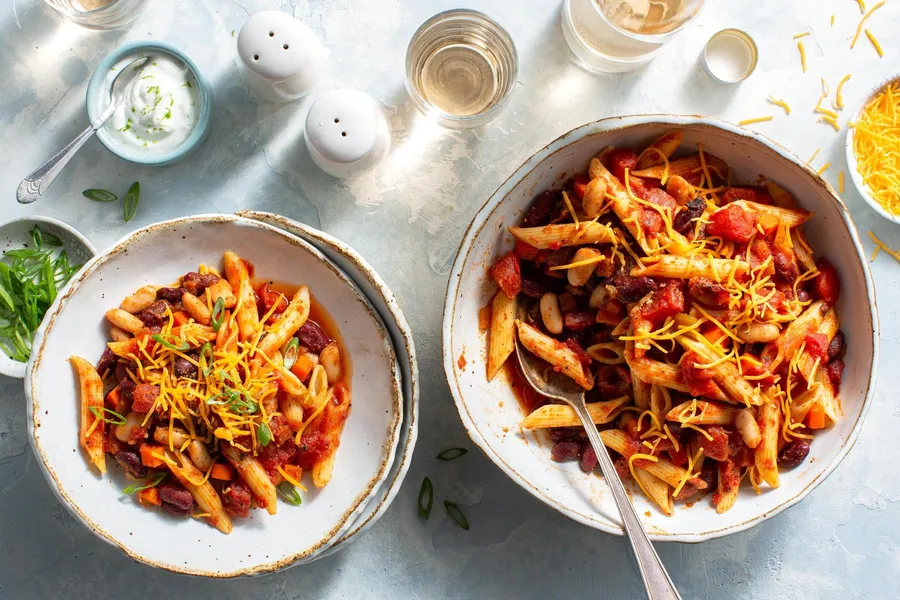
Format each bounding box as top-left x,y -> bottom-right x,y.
257,282 -> 288,321
722,186 -> 773,205
706,204 -> 758,243
804,333 -> 829,359
696,425 -> 730,461
680,351 -> 718,397
638,280 -> 684,328
563,310 -> 594,332
595,298 -> 624,326
646,188 -> 678,211
607,148 -> 639,182
639,207 -> 663,235
513,240 -> 538,260
748,237 -> 771,268
572,173 -> 590,201
490,252 -> 521,298
813,257 -> 840,305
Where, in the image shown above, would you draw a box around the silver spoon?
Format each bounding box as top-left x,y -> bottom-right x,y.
16,56 -> 148,204
514,324 -> 681,600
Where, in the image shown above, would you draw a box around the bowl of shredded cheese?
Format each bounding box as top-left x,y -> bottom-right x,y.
846,77 -> 900,224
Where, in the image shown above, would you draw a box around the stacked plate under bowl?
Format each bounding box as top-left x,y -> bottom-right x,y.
25,213 -> 418,577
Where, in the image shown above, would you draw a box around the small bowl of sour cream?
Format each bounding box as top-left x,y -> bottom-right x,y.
86,41 -> 212,166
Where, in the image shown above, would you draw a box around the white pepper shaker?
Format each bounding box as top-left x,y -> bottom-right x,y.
304,89 -> 392,178
237,10 -> 326,103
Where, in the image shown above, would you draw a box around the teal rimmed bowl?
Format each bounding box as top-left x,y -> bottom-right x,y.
86,41 -> 212,166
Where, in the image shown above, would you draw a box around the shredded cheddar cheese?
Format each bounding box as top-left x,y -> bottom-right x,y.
818,115 -> 840,131
851,1 -> 884,49
865,29 -> 884,57
793,32 -> 809,39
834,74 -> 851,110
852,81 -> 900,216
807,148 -> 821,164
738,116 -> 774,127
797,41 -> 807,73
839,171 -> 845,193
869,231 -> 900,263
817,162 -> 831,175
768,96 -> 791,115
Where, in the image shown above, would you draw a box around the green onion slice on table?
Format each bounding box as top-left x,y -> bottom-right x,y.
418,477 -> 434,519
444,501 -> 470,530
436,447 -> 468,461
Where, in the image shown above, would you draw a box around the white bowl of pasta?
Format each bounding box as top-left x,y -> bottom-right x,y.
443,115 -> 878,542
25,214 -> 404,576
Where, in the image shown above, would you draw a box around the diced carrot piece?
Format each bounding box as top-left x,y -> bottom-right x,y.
807,404 -> 826,429
172,310 -> 191,327
283,464 -> 303,482
105,386 -> 121,410
210,462 -> 233,481
291,355 -> 316,383
140,444 -> 166,468
138,487 -> 161,506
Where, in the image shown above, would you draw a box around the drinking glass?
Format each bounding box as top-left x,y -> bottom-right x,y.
43,0 -> 144,30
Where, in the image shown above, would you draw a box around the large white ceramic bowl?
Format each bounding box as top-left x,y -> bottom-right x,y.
237,211 -> 420,554
26,215 -> 404,576
443,115 -> 878,542
845,75 -> 900,225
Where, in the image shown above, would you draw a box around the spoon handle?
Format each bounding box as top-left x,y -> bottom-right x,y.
573,400 -> 682,600
17,107 -> 115,204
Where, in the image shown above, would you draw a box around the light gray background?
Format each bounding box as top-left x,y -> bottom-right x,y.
1,0 -> 898,598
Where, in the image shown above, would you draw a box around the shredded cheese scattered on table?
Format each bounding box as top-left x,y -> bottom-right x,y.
817,162 -> 831,175
768,96 -> 791,114
865,29 -> 884,57
851,1 -> 884,49
869,231 -> 900,263
839,171 -> 845,193
793,31 -> 810,39
797,41 -> 808,72
738,116 -> 774,126
834,74 -> 852,109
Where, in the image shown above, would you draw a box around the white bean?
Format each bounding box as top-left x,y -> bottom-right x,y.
115,411 -> 146,443
181,292 -> 211,325
567,247 -> 603,287
539,293 -> 564,334
188,440 -> 214,471
737,322 -> 780,343
582,177 -> 608,218
120,285 -> 157,314
735,409 -> 762,449
589,284 -> 610,309
319,341 -> 342,384
105,308 -> 145,334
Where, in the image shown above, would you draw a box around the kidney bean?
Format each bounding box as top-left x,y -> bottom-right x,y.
222,479 -> 252,518
828,330 -> 846,360
580,445 -> 598,472
558,291 -> 578,313
159,483 -> 194,511
182,272 -> 220,297
796,288 -> 811,303
96,347 -> 117,376
824,359 -> 845,390
778,440 -> 811,468
297,321 -> 330,353
115,450 -> 147,479
156,287 -> 186,304
564,310 -> 594,332
549,428 -> 578,442
174,355 -> 198,379
118,379 -> 136,403
161,502 -> 192,517
524,190 -> 555,227
612,275 -> 656,303
550,441 -> 582,462
520,279 -> 547,299
673,198 -> 705,234
138,300 -> 172,327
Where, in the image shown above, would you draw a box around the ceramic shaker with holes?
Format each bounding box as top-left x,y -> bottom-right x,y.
237,10 -> 327,102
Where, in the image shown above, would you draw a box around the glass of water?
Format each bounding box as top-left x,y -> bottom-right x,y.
43,0 -> 145,30
406,9 -> 518,129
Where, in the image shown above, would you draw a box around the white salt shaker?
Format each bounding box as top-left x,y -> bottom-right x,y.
237,10 -> 326,102
304,89 -> 391,178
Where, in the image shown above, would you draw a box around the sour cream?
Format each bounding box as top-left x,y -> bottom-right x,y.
106,54 -> 200,155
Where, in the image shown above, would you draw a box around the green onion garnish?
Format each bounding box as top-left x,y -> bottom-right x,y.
199,341 -> 213,376
437,447 -> 468,461
418,477 -> 433,519
89,406 -> 127,425
0,226 -> 82,363
82,188 -> 118,203
443,501 -> 470,530
277,482 -> 303,505
258,421 -> 273,447
151,334 -> 190,351
123,182 -> 140,222
123,471 -> 167,494
282,337 -> 300,370
210,297 -> 225,332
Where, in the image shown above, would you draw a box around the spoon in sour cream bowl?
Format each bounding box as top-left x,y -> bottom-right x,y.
16,56 -> 148,205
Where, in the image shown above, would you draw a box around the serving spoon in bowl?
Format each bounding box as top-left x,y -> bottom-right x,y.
514,330 -> 681,600
16,56 -> 148,205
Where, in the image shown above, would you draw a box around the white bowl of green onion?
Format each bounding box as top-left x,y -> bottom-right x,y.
0,216 -> 95,378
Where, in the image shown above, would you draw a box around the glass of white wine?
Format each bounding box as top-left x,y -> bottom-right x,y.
406,9 -> 518,129
562,0 -> 705,73
43,0 -> 145,30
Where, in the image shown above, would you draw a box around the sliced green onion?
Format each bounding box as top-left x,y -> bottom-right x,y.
418,477 -> 433,519
123,182 -> 140,222
30,226 -> 43,250
258,421 -> 272,447
443,501 -> 470,530
151,333 -> 190,352
199,341 -> 213,376
437,447 -> 468,461
205,392 -> 228,406
123,471 -> 167,494
282,337 -> 300,370
89,405 -> 127,425
82,188 -> 118,202
277,482 -> 303,505
210,297 -> 225,332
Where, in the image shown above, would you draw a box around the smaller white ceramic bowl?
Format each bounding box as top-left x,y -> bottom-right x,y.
845,75 -> 900,225
0,216 -> 95,379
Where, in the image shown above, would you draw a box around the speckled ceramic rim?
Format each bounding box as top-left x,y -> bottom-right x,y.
0,215 -> 96,379
845,75 -> 900,225
25,214 -> 404,577
441,114 -> 880,543
85,40 -> 213,166
237,211 -> 420,553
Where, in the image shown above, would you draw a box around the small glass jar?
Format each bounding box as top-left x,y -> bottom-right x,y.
405,9 -> 518,129
43,0 -> 145,30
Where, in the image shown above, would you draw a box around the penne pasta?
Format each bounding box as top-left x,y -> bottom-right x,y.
168,451 -> 232,534
728,200 -> 811,228
586,341 -> 626,365
625,343 -> 729,402
714,460 -> 740,514
760,300 -> 827,370
521,396 -> 629,429
599,429 -> 701,489
223,251 -> 260,342
631,254 -> 750,280
631,153 -> 728,180
665,400 -> 741,426
70,356 -> 106,474
755,392 -> 781,488
308,386 -> 351,488
632,375 -> 652,410
634,468 -> 674,516
222,444 -> 278,515
253,285 -> 310,366
508,222 -> 617,249
635,129 -> 684,170
797,309 -> 838,381
516,320 -> 594,389
487,291 -> 517,381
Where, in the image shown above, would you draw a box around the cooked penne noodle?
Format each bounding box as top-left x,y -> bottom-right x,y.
666,400 -> 741,425
253,285 -> 310,364
586,341 -> 626,365
516,320 -> 593,389
181,291 -> 211,325
224,251 -> 260,342
487,291 -> 517,381
791,229 -> 817,272
582,177 -> 608,218
625,343 -> 729,402
508,222 -> 617,249
632,375 -> 652,410
634,468 -> 674,516
714,460 -> 740,514
120,285 -> 157,314
635,129 -> 684,170
280,391 -> 307,430
105,308 -> 145,334
797,309 -> 838,381
760,300 -> 827,370
598,429 -> 701,489
521,396 -> 629,428
728,199 -> 811,228
631,255 -> 750,280
755,393 -> 781,488
735,408 -> 762,449
222,444 -> 278,515
765,181 -> 797,209
309,386 -> 351,488
70,356 -> 106,474
168,451 -> 232,534
631,153 -> 728,180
